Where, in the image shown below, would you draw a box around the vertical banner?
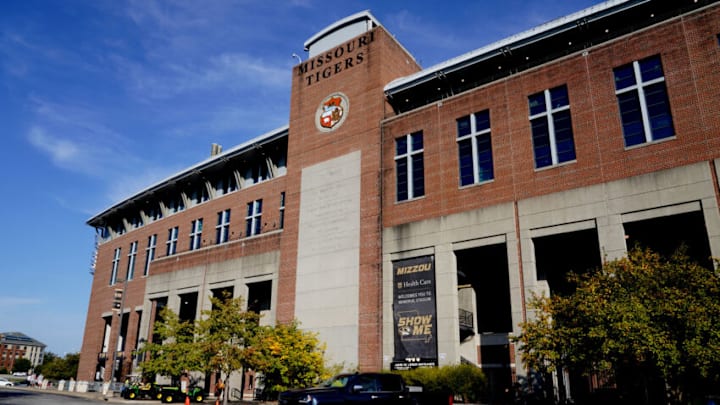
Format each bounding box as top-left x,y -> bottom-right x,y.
391,255 -> 438,369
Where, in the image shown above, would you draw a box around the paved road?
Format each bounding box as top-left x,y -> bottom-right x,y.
0,387 -> 105,404
0,387 -> 270,405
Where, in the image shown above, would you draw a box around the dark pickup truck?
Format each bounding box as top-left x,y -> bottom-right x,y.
278,373 -> 417,405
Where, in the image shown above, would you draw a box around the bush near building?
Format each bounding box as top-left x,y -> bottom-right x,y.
393,364 -> 487,403
516,247 -> 720,405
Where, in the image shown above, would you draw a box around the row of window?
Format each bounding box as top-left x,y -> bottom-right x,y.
109,194 -> 286,285
101,151 -> 287,240
396,55 -> 674,201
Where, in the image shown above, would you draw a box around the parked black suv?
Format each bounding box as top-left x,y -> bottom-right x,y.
278,373 -> 415,405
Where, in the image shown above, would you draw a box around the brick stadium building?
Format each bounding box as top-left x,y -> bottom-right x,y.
78,0 -> 720,401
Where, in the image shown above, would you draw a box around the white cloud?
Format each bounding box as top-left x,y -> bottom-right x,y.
27,127 -> 81,166
24,97 -> 134,178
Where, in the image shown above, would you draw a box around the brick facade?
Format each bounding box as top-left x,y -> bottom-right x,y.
78,2 -> 720,401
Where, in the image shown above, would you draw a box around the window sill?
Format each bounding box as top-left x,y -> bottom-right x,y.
623,135 -> 676,151
395,195 -> 426,205
459,178 -> 495,190
533,159 -> 577,172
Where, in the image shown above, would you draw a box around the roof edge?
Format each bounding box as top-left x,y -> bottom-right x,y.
304,10 -> 381,51
86,124 -> 290,226
384,0 -> 633,93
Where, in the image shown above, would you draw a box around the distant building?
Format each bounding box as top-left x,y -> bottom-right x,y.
0,332 -> 46,370
78,0 -> 720,402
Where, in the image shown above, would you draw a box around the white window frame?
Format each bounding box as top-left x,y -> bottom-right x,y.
246,200 -> 263,237
529,88 -> 571,166
216,210 -> 231,244
395,131 -> 424,201
167,226 -> 179,256
279,192 -> 285,229
615,58 -> 669,144
126,241 -> 137,280
110,247 -> 121,285
144,234 -> 156,276
190,218 -> 203,250
457,111 -> 493,185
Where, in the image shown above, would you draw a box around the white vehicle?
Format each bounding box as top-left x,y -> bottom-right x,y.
0,377 -> 14,387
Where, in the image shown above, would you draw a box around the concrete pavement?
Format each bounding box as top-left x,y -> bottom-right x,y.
9,386 -> 275,404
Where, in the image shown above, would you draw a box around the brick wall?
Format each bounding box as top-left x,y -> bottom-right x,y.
381,5 -> 720,228
278,26 -> 420,371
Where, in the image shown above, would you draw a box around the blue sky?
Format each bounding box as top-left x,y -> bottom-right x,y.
0,0 -> 602,356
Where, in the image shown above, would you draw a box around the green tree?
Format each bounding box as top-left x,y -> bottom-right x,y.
395,364 -> 487,403
39,353 -> 79,380
244,320 -> 328,399
194,293 -> 259,405
41,352 -> 59,366
516,247 -> 720,404
139,306 -> 204,381
12,358 -> 32,374
139,294 -> 329,402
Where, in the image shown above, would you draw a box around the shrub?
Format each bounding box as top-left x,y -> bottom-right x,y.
394,364 -> 487,403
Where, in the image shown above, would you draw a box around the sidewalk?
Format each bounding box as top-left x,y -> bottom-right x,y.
12,386 -> 276,404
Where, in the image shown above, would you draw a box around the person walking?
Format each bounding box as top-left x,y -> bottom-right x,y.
214,378 -> 225,405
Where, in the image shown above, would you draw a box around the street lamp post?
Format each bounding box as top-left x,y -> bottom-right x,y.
110,277 -> 128,384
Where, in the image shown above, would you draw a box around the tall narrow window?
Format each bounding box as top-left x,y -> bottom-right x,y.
110,247 -> 121,285
126,241 -> 138,280
246,200 -> 263,237
528,85 -> 576,168
189,219 -> 203,250
166,226 -> 178,256
395,131 -> 425,201
457,110 -> 494,186
279,192 -> 286,229
614,55 -> 674,147
144,234 -> 156,276
216,210 -> 231,244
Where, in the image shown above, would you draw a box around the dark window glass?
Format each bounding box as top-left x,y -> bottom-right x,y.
553,110 -> 576,163
396,137 -> 407,155
457,116 -> 471,137
639,56 -> 663,82
411,153 -> 425,198
458,139 -> 474,186
614,64 -> 636,90
477,134 -> 494,181
476,111 -> 490,131
617,92 -> 645,146
531,118 -> 551,168
396,158 -> 408,201
528,92 -> 546,115
645,83 -> 674,140
550,86 -> 569,109
411,132 -> 423,151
